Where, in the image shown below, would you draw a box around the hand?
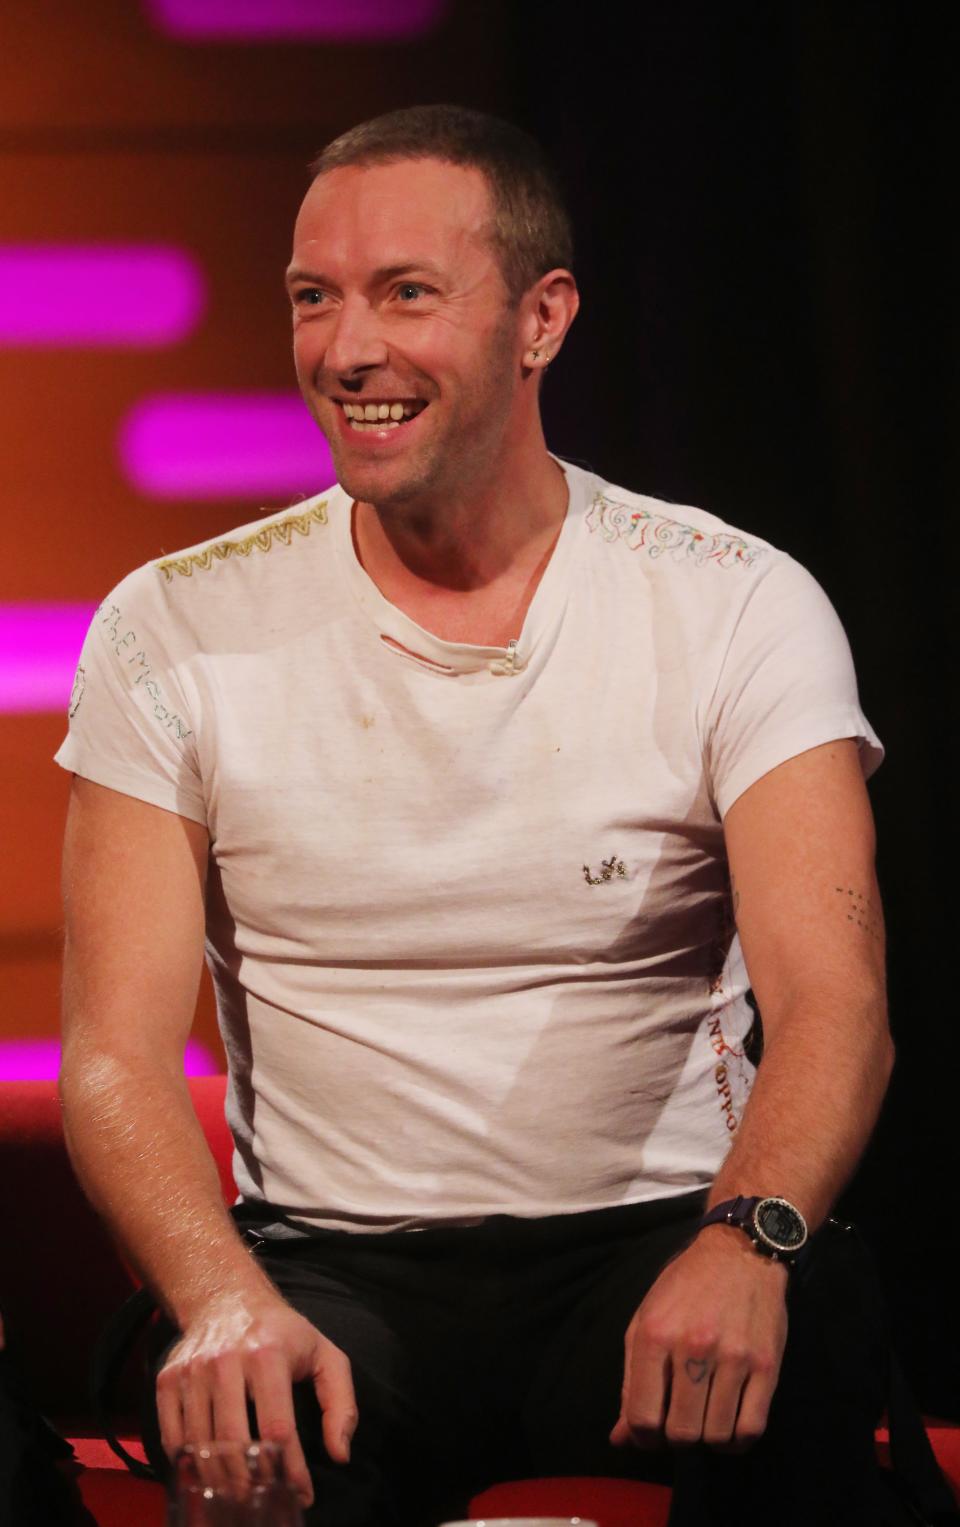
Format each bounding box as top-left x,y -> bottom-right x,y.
156,1291 -> 358,1508
610,1225 -> 788,1451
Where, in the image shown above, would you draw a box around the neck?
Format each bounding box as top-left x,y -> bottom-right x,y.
354,423 -> 567,595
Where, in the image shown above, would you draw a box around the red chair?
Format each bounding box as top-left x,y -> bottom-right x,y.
470,1475 -> 671,1526
0,1076 -> 234,1524
2,1077 -> 957,1525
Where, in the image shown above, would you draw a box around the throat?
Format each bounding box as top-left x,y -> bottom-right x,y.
353,502 -> 563,647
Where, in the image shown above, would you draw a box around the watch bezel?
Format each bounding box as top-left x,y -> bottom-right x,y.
751,1196 -> 808,1256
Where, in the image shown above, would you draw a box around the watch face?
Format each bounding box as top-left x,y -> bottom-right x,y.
754,1197 -> 807,1251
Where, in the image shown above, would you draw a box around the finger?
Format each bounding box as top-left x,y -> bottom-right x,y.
664,1352 -> 712,1445
313,1340 -> 358,1466
214,1438 -> 254,1502
609,1324 -> 636,1446
701,1358 -> 750,1448
732,1362 -> 778,1451
248,1347 -> 314,1507
210,1352 -> 254,1442
156,1368 -> 185,1460
181,1369 -> 215,1447
616,1336 -> 670,1449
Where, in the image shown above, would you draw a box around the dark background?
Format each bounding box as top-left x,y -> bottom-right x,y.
508,1 -> 956,1414
1,0 -> 954,1414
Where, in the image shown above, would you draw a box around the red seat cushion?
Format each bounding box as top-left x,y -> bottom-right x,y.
876,1423 -> 960,1503
76,1467 -> 167,1527
470,1476 -> 671,1527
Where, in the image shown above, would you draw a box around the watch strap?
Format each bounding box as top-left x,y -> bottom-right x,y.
696,1195 -> 808,1265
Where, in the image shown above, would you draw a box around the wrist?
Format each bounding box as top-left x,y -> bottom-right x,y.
167,1246 -> 280,1329
693,1221 -> 789,1277
696,1193 -> 809,1269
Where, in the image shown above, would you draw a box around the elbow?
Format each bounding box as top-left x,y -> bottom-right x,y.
879,1026 -> 896,1091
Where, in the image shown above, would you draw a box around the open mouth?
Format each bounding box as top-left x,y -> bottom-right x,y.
338,399 -> 428,432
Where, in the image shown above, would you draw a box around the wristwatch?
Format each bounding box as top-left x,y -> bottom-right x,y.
696,1195 -> 809,1266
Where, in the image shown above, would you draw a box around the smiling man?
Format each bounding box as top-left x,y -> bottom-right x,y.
57,107 -> 896,1526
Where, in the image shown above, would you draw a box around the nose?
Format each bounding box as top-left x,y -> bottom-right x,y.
323,296 -> 388,379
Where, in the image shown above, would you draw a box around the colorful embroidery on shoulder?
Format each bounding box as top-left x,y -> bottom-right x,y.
586,493 -> 763,568
155,500 -> 328,581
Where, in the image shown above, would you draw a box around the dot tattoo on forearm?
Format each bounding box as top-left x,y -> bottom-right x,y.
835,887 -> 882,942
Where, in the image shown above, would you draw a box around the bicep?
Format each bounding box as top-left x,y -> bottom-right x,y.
61,776 -> 210,1069
722,739 -> 886,1032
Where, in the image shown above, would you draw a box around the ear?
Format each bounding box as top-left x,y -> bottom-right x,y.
521,268 -> 580,373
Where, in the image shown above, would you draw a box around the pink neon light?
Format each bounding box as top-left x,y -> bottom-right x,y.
119,393 -> 335,500
0,246 -> 205,346
144,0 -> 446,41
0,603 -> 96,714
0,1039 -> 220,1081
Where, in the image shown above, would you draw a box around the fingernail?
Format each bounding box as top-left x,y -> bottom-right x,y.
341,1432 -> 352,1461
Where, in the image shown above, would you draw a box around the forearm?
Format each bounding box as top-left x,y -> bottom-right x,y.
708,982 -> 893,1226
60,1045 -> 277,1327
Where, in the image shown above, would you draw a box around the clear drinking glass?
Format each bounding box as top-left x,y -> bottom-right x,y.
168,1441 -> 305,1525
441,1519 -> 599,1526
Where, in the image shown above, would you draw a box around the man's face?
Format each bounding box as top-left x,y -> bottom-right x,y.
287,158 -> 526,510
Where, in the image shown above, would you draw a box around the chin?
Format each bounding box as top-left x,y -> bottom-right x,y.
334,456 -> 432,509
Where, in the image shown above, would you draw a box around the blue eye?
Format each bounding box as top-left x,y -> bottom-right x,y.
397,283 -> 425,301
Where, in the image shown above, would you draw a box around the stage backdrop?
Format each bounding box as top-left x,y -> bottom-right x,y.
1,0 -> 953,1415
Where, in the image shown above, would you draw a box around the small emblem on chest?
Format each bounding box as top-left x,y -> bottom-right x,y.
582,855 -> 627,886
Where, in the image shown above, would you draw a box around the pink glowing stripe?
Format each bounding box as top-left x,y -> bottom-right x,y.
0,603 -> 96,714
0,1038 -> 220,1081
119,393 -> 335,500
0,246 -> 205,346
144,0 -> 446,41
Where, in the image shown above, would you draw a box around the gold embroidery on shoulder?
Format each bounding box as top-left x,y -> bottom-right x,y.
155,501 -> 328,581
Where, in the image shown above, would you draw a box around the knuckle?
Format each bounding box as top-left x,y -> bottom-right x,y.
258,1417 -> 295,1445
735,1423 -> 766,1448
703,1425 -> 735,1448
625,1405 -> 661,1433
686,1324 -> 717,1353
209,1352 -> 239,1385
750,1351 -> 777,1378
635,1317 -> 671,1352
716,1344 -> 748,1368
666,1422 -> 702,1446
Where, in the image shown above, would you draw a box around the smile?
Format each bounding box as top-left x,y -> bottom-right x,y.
338,400 -> 428,432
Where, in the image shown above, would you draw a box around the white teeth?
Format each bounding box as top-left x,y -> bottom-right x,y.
340,400 -> 425,429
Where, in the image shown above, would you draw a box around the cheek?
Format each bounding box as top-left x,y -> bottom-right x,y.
292,325 -> 325,381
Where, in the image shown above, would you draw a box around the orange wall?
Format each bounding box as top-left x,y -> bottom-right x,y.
0,0 -> 509,1063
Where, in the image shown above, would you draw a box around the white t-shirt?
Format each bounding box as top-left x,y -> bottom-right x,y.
55,460 -> 882,1231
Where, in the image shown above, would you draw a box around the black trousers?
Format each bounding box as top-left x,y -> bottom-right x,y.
148,1193 -> 898,1527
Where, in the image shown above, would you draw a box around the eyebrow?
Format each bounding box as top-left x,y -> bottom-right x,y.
284,261 -> 445,290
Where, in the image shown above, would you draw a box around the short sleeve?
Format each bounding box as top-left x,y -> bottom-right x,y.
54,570 -> 207,825
703,554 -> 883,819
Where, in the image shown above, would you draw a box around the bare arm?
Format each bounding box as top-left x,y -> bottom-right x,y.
612,739 -> 892,1450
60,777 -> 356,1501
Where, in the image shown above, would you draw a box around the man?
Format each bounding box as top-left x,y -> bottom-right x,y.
57,106 -> 894,1526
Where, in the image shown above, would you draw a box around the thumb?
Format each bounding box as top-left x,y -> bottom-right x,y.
312,1339 -> 358,1465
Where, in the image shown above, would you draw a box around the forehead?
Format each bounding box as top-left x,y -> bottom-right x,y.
291,158 -> 497,277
